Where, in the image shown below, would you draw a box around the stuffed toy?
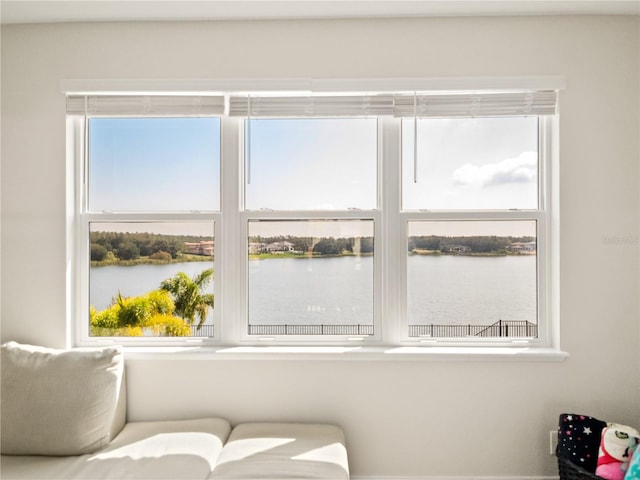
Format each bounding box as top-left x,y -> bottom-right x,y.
596,424 -> 640,480
624,444 -> 640,479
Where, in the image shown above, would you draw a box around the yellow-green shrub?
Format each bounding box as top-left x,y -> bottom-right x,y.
143,314 -> 191,336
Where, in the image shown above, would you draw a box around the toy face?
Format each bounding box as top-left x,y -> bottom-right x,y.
603,428 -> 640,461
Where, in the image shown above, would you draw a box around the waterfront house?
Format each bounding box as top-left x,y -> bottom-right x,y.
248,242 -> 267,254
441,244 -> 472,254
264,241 -> 295,253
183,241 -> 215,256
507,241 -> 537,253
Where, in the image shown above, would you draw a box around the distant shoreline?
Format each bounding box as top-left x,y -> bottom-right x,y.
410,249 -> 535,257
92,250 -> 534,267
91,254 -> 213,268
248,252 -> 374,261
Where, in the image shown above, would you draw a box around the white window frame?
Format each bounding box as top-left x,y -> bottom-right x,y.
68,111 -> 224,347
66,78 -> 561,351
234,118 -> 384,346
394,116 -> 554,347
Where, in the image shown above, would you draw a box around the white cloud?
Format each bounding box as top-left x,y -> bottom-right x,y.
452,152 -> 537,188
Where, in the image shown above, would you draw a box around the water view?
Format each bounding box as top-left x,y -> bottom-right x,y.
90,255 -> 536,334
249,255 -> 373,326
90,261 -> 214,311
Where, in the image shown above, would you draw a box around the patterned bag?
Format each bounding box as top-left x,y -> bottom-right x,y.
558,414 -> 607,473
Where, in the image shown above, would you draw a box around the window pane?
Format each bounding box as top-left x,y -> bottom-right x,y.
248,220 -> 374,335
402,117 -> 538,210
407,221 -> 537,338
89,222 -> 214,337
88,117 -> 221,212
245,118 -> 377,211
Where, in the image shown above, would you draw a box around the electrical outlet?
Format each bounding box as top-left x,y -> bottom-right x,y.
550,430 -> 558,455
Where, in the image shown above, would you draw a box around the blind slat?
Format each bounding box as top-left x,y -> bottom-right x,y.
66,95 -> 226,116
229,95 -> 394,117
393,91 -> 557,118
66,91 -> 558,118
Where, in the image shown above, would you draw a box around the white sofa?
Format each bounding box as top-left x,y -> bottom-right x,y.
0,342 -> 349,480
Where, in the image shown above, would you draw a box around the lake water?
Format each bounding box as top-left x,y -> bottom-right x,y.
407,255 -> 536,326
90,255 -> 536,327
248,255 -> 373,326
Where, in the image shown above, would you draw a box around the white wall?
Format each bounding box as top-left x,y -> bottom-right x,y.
2,16 -> 639,478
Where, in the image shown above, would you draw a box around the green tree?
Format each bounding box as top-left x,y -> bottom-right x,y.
150,250 -> 172,261
412,236 -> 441,250
91,243 -> 108,261
160,269 -> 214,329
313,238 -> 340,255
117,241 -> 140,260
152,240 -> 180,258
359,237 -> 374,254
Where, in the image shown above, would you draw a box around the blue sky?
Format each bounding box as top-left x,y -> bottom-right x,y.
89,117 -> 221,213
246,118 -> 376,211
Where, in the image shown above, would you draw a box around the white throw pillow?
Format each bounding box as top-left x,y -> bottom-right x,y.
1,341 -> 124,456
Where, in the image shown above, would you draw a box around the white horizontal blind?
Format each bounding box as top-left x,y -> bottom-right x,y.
66,95 -> 226,116
229,94 -> 395,117
393,91 -> 558,118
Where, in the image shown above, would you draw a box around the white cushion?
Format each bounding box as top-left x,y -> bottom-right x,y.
211,422 -> 350,479
0,418 -> 232,480
85,418 -> 232,479
1,341 -> 125,456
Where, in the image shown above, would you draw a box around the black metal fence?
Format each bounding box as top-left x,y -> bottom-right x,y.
248,324 -> 375,336
189,324 -> 215,337
408,320 -> 537,338
188,321 -> 536,338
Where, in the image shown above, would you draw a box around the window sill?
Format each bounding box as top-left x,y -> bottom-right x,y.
122,345 -> 569,362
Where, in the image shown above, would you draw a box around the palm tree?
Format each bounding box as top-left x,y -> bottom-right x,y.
160,268 -> 214,329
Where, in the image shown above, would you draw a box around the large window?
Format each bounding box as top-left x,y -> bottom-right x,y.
401,112 -> 544,341
68,88 -> 557,346
69,96 -> 224,340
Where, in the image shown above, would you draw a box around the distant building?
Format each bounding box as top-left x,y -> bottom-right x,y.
183,241 -> 214,256
265,241 -> 295,253
248,242 -> 266,254
441,244 -> 471,254
506,241 -> 536,252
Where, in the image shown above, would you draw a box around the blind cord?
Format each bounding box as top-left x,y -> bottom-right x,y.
247,95 -> 252,185
413,92 -> 418,184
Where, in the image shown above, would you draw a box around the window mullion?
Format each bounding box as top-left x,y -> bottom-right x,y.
380,117 -> 403,344
218,117 -> 242,345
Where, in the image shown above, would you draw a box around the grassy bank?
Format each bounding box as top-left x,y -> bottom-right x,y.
91,254 -> 213,267
248,252 -> 373,261
409,249 -> 534,257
